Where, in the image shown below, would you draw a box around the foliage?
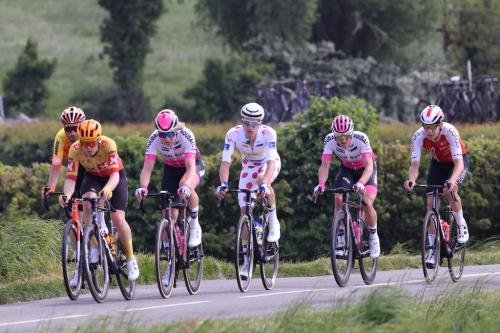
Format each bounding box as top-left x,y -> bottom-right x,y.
183,54 -> 274,122
194,0 -> 317,51
98,0 -> 164,122
2,39 -> 56,117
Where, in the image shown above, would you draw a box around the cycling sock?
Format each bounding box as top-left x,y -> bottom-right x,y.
428,234 -> 436,246
452,209 -> 465,227
97,211 -> 108,234
122,240 -> 134,260
269,208 -> 278,224
368,225 -> 377,234
189,207 -> 199,220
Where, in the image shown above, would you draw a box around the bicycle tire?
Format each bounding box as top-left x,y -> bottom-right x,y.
235,215 -> 254,293
447,213 -> 465,282
357,218 -> 378,285
260,214 -> 279,290
115,235 -> 136,300
61,220 -> 82,300
330,211 -> 353,287
183,219 -> 204,295
83,223 -> 109,303
421,211 -> 440,283
155,218 -> 175,298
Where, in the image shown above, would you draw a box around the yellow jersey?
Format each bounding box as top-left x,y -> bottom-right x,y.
66,136 -> 124,180
51,128 -> 72,168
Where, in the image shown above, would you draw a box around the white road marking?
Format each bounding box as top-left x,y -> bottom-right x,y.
0,314 -> 88,327
119,300 -> 211,312
240,288 -> 329,298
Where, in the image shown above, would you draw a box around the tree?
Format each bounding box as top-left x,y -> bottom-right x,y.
98,0 -> 164,122
2,39 -> 56,117
195,0 -> 317,50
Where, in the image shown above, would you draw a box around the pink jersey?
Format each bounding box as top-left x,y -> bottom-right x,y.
322,131 -> 374,170
145,128 -> 200,168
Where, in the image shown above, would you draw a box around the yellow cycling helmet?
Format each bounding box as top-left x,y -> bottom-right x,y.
77,119 -> 102,143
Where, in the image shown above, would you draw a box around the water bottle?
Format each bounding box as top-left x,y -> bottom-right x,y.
254,220 -> 264,245
352,220 -> 361,247
175,225 -> 185,255
106,233 -> 118,256
440,219 -> 450,244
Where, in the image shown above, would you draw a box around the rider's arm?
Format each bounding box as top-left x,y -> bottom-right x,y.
180,156 -> 197,189
260,159 -> 275,185
47,130 -> 66,190
408,160 -> 420,184
219,161 -> 231,184
357,157 -> 374,185
449,158 -> 464,185
139,158 -> 155,189
47,168 -> 61,190
103,171 -> 120,192
63,179 -> 76,199
318,155 -> 332,185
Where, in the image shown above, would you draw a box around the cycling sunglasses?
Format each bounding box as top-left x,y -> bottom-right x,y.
64,125 -> 79,133
241,119 -> 261,128
334,134 -> 352,141
158,131 -> 176,139
422,124 -> 439,130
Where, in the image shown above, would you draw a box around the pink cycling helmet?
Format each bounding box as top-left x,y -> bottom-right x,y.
420,105 -> 444,125
331,115 -> 354,136
155,109 -> 178,132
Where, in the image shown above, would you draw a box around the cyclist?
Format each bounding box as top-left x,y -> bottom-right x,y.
59,119 -> 139,284
216,102 -> 281,279
134,109 -> 205,285
42,106 -> 86,199
404,105 -> 469,268
313,115 -> 381,258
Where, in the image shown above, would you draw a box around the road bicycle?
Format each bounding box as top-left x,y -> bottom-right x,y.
224,189 -> 279,292
476,75 -> 499,122
407,184 -> 465,283
315,188 -> 377,287
140,191 -> 203,298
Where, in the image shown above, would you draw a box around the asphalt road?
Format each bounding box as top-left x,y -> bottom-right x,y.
1,264 -> 500,332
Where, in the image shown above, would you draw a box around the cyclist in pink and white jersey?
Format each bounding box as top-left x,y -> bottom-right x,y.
404,105 -> 469,267
135,109 -> 205,251
313,115 -> 380,258
216,102 -> 281,278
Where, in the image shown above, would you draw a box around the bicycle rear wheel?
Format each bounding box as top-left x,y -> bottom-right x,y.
447,214 -> 465,282
115,236 -> 136,300
260,217 -> 279,290
155,218 -> 175,298
61,220 -> 82,300
357,218 -> 378,284
83,223 -> 109,303
330,211 -> 353,287
183,220 -> 204,295
235,215 -> 254,292
422,211 -> 440,283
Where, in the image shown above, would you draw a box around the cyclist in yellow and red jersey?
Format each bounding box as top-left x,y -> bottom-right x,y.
59,119 -> 139,282
42,106 -> 86,199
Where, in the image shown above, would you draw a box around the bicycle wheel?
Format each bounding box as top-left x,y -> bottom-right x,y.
115,236 -> 136,300
155,218 -> 175,298
61,220 -> 82,300
83,223 -> 109,303
447,214 -> 465,282
260,217 -> 279,290
183,219 -> 204,295
469,96 -> 484,123
421,211 -> 440,283
235,215 -> 254,293
330,211 -> 353,287
357,218 -> 378,285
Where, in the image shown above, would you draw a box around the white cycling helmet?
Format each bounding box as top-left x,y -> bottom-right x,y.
155,109 -> 178,132
60,106 -> 85,127
240,102 -> 265,121
420,105 -> 444,125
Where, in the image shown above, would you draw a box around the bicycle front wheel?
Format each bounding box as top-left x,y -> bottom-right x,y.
183,220 -> 204,295
61,220 -> 82,300
447,214 -> 465,282
260,218 -> 279,290
155,218 -> 175,298
330,211 -> 353,287
115,237 -> 136,300
235,215 -> 254,293
357,218 -> 378,285
83,223 -> 109,303
422,211 -> 440,283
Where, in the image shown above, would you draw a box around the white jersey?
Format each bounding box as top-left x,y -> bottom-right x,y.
222,125 -> 279,165
322,131 -> 374,170
145,128 -> 201,168
410,122 -> 466,163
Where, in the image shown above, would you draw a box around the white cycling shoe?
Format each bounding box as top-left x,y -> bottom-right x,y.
267,219 -> 280,242
369,233 -> 381,258
240,259 -> 250,281
127,258 -> 140,281
162,269 -> 171,286
69,270 -> 79,288
89,246 -> 99,264
188,223 -> 202,247
425,251 -> 436,269
457,223 -> 469,243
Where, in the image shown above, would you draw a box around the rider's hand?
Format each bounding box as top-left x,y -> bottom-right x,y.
403,179 -> 414,192
258,183 -> 270,196
99,187 -> 113,201
42,186 -> 55,199
353,182 -> 365,194
58,195 -> 69,208
177,185 -> 191,199
313,184 -> 325,196
216,182 -> 228,200
445,179 -> 458,192
135,187 -> 148,201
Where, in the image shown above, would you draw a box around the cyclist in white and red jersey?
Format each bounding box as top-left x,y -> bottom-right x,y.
404,105 -> 469,267
216,102 -> 281,278
313,115 -> 381,258
135,109 -> 205,253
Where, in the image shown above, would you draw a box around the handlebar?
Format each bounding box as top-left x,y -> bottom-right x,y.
139,190 -> 187,214
405,183 -> 458,202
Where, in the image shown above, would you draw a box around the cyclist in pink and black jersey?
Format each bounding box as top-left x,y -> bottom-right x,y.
135,109 -> 205,251
313,115 -> 380,258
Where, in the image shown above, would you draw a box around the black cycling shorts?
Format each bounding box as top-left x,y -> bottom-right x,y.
426,155 -> 469,194
80,169 -> 128,212
333,162 -> 378,189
